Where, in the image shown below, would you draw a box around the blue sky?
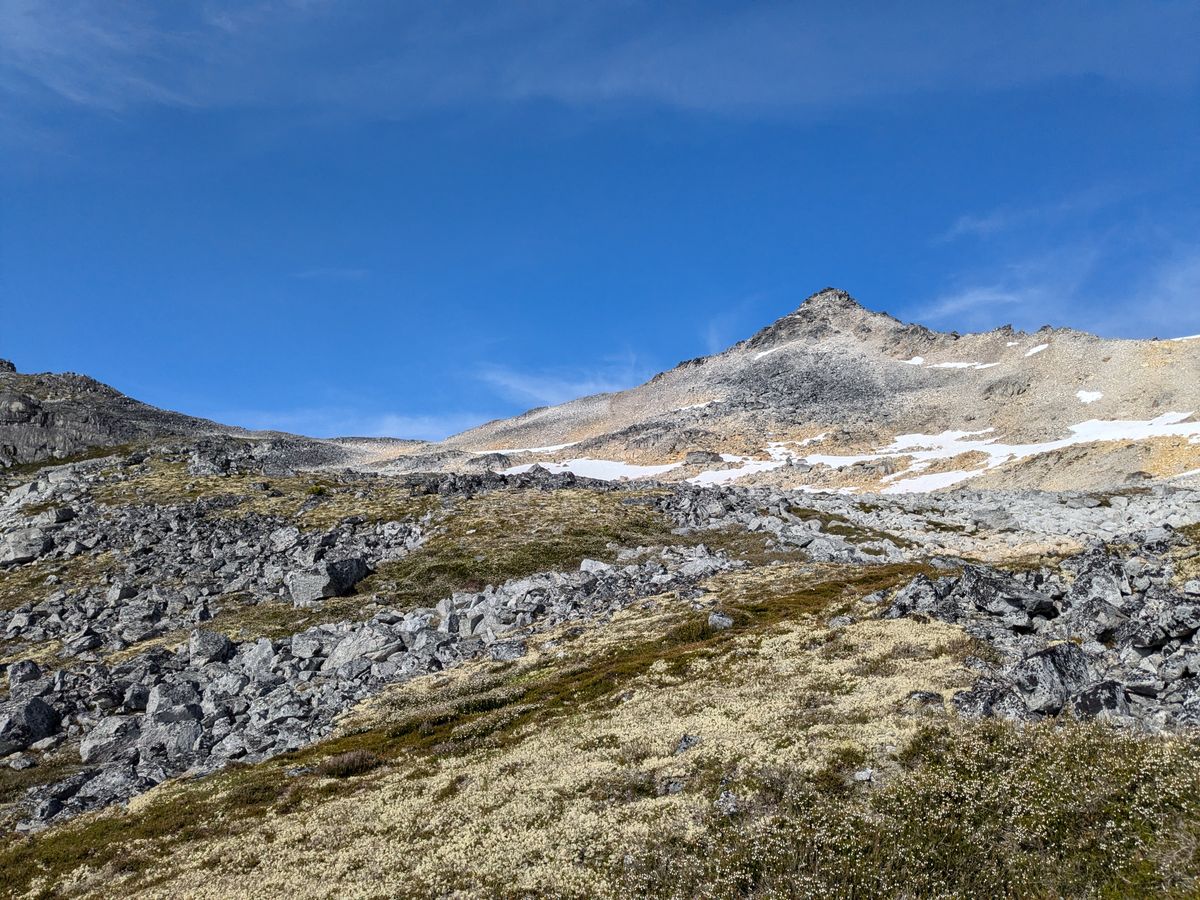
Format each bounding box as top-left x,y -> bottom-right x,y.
2,1 -> 1198,439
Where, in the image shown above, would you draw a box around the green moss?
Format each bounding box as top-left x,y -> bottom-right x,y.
364,488 -> 676,608
91,458 -> 439,529
0,552 -> 117,614
315,751 -> 384,779
3,444 -> 136,481
0,749 -> 87,832
615,721 -> 1200,899
0,765 -> 278,898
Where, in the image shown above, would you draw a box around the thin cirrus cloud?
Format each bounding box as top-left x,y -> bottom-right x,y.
936,185 -> 1141,244
2,1 -> 1198,124
915,246 -> 1200,339
217,406 -> 490,441
478,356 -> 653,408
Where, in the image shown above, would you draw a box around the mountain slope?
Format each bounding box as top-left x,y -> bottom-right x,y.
4,303 -> 1200,898
0,360 -> 368,473
437,289 -> 1200,492
0,360 -> 228,469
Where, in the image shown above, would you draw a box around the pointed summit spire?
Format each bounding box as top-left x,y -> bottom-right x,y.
739,287 -> 910,354
798,287 -> 861,311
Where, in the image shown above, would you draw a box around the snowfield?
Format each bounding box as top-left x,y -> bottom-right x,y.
500,458 -> 682,480
494,413 -> 1200,494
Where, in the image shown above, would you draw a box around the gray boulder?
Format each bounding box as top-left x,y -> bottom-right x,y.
7,659 -> 42,691
1071,681 -> 1132,721
489,639 -> 527,662
0,697 -> 61,755
708,611 -> 734,630
952,678 -> 1031,720
286,557 -> 369,606
138,721 -> 203,764
189,628 -> 233,665
0,528 -> 53,566
145,683 -> 203,724
270,526 -> 301,553
958,566 -> 1056,620
1011,643 -> 1092,714
80,716 -> 142,764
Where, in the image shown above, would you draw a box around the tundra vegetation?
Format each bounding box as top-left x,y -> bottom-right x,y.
1,436 -> 1200,898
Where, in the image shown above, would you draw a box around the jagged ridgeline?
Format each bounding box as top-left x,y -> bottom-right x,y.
2,294 -> 1200,898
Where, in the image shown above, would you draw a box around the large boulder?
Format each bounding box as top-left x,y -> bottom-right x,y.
286,557 -> 370,607
80,716 -> 142,764
269,526 -> 301,553
1071,681 -> 1132,722
188,629 -> 233,666
884,574 -> 961,621
145,682 -> 203,725
1010,643 -> 1093,714
322,627 -> 405,671
0,527 -> 54,566
954,566 -> 1056,628
0,696 -> 61,755
952,678 -> 1031,720
137,721 -> 203,765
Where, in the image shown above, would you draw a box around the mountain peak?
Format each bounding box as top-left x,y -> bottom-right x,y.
798,287 -> 862,312
741,287 -> 905,353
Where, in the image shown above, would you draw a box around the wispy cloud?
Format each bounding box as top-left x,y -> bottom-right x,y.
216,406 -> 489,441
937,185 -> 1137,243
3,2 -> 1197,125
915,243 -> 1200,338
699,291 -> 774,354
478,353 -> 652,407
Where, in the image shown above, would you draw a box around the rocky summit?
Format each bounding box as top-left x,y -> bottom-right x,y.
3,296 -> 1200,898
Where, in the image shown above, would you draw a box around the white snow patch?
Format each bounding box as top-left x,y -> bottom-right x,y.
901,356 -> 925,365
882,469 -> 985,494
1006,341 -> 1020,347
1025,343 -> 1049,357
1173,468 -> 1200,480
675,401 -> 714,411
687,434 -> 833,486
754,341 -> 803,361
926,361 -> 999,370
799,413 -> 1200,487
498,458 -> 681,481
689,443 -> 795,485
1076,390 -> 1103,404
1169,334 -> 1200,342
489,441 -> 580,454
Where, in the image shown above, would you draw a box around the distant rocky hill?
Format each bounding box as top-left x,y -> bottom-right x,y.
425,288 -> 1200,493
5,288 -> 1198,494
0,360 -> 225,470
0,360 -> 354,473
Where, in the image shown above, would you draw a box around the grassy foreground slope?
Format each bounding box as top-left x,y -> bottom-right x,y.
2,465 -> 1200,898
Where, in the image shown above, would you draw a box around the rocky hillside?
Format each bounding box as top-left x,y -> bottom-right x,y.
0,360 -> 364,474
423,289 -> 1200,493
2,310 -> 1200,898
1,434 -> 1200,897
